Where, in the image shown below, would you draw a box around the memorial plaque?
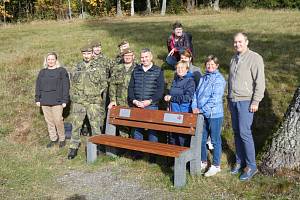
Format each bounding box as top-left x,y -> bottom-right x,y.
163,113 -> 183,124
119,109 -> 131,118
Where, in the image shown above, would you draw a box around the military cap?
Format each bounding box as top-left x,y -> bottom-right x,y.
118,40 -> 129,47
90,40 -> 101,48
121,48 -> 134,56
80,45 -> 93,52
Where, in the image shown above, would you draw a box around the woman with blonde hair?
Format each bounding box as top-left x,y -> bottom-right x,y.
35,52 -> 70,148
164,61 -> 195,146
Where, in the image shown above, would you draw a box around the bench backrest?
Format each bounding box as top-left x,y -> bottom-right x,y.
108,106 -> 197,135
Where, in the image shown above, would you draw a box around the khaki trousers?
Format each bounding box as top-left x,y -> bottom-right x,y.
42,105 -> 65,142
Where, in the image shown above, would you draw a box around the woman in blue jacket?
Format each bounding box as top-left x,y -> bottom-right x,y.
192,55 -> 226,177
165,61 -> 195,146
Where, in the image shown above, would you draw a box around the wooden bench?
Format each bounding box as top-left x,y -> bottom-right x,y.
86,106 -> 204,188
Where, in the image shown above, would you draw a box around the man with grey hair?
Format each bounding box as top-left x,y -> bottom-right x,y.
128,48 -> 165,162
228,32 -> 265,181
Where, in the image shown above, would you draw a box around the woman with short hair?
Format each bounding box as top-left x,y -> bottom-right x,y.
192,55 -> 226,177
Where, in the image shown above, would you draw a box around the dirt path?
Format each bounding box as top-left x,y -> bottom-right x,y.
57,167 -> 174,200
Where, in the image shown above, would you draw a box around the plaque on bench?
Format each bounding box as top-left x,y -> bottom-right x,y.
119,108 -> 131,118
163,113 -> 183,124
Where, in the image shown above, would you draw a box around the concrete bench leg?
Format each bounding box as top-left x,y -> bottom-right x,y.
174,155 -> 186,188
87,142 -> 97,163
190,157 -> 201,176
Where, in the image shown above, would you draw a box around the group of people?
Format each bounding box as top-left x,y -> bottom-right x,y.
35,21 -> 265,181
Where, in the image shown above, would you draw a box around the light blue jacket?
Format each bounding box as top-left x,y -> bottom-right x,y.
192,70 -> 226,119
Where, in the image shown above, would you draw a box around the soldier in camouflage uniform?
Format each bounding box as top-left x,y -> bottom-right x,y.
67,45 -> 110,159
108,48 -> 137,138
115,40 -> 130,64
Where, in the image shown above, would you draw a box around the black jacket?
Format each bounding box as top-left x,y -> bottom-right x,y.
35,67 -> 70,106
128,64 -> 164,106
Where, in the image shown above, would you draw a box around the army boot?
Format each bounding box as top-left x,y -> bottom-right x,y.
67,148 -> 78,159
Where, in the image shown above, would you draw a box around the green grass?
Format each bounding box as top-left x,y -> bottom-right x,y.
1,8 -> 300,199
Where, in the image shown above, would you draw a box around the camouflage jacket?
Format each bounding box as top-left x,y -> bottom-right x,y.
115,54 -> 123,65
109,62 -> 138,106
70,60 -> 109,104
93,53 -> 115,78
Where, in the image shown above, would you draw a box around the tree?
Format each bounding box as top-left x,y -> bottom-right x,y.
130,0 -> 134,16
146,0 -> 151,14
0,0 -> 12,24
213,0 -> 220,11
67,0 -> 72,19
161,0 -> 166,15
187,0 -> 193,12
260,86 -> 300,175
116,0 -> 122,16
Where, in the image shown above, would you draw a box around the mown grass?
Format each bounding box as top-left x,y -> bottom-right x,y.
0,8 -> 300,199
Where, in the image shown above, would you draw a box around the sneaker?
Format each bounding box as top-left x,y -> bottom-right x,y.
201,161 -> 208,172
59,141 -> 66,148
230,163 -> 242,175
204,165 -> 221,177
67,148 -> 78,160
46,140 -> 58,148
239,167 -> 258,181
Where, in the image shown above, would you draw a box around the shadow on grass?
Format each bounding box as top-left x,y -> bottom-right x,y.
253,89 -> 280,155
65,194 -> 87,200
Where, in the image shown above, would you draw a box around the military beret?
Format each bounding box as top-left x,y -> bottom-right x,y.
90,40 -> 101,48
121,48 -> 134,56
80,45 -> 93,52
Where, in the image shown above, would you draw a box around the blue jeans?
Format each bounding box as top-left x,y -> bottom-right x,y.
201,117 -> 223,166
229,100 -> 256,170
133,105 -> 158,142
169,133 -> 190,147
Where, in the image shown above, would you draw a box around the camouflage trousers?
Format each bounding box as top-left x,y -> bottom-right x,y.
69,102 -> 106,149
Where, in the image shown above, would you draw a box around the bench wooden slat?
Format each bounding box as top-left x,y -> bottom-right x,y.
110,118 -> 195,135
93,134 -> 188,152
89,135 -> 189,157
110,106 -> 197,129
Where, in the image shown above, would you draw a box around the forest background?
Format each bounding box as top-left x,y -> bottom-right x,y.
1,1 -> 300,199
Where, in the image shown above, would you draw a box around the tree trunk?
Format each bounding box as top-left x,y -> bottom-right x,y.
117,0 -> 122,16
146,0 -> 151,14
130,0 -> 134,16
3,1 -> 6,25
80,0 -> 84,18
67,0 -> 72,19
187,0 -> 193,12
260,86 -> 300,175
161,0 -> 166,16
213,0 -> 220,11
192,0 -> 195,8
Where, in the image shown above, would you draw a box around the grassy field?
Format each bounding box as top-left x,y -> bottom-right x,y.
1,8 -> 300,199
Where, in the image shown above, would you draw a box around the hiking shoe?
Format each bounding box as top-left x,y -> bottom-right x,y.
67,148 -> 78,160
204,165 -> 221,177
46,140 -> 58,148
201,161 -> 208,172
230,163 -> 242,175
59,141 -> 66,148
239,167 -> 258,181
